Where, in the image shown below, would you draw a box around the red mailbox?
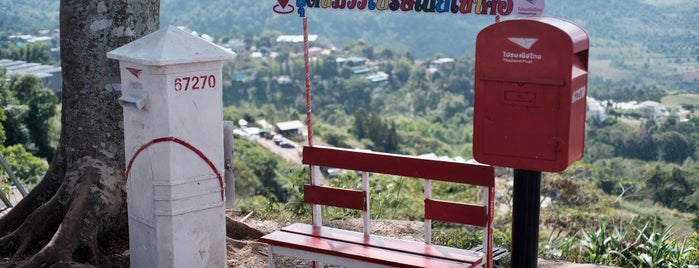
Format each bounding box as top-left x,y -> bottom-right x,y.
473,17 -> 589,172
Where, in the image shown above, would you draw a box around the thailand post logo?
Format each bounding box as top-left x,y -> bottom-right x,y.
502,37 -> 542,64
514,0 -> 545,17
508,38 -> 538,49
126,67 -> 143,79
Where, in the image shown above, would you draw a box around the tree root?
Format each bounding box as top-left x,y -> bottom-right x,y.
0,161 -> 123,268
226,216 -> 264,240
0,181 -> 69,259
0,147 -> 66,236
17,167 -> 103,268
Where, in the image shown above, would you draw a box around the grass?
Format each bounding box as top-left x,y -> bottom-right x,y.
662,93 -> 699,108
617,200 -> 695,238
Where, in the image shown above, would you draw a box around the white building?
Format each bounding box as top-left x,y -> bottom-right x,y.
586,97 -> 607,122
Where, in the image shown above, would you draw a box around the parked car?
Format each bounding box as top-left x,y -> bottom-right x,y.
279,141 -> 295,148
273,135 -> 284,145
259,129 -> 272,139
327,168 -> 340,178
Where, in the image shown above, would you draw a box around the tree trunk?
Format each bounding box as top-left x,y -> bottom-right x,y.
0,0 -> 159,267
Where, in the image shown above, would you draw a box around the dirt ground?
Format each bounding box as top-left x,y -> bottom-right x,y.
226,212 -> 617,268
0,208 -> 616,267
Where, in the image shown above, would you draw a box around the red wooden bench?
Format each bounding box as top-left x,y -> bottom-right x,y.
260,145 -> 496,267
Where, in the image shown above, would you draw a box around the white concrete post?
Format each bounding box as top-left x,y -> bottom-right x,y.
107,26 -> 236,268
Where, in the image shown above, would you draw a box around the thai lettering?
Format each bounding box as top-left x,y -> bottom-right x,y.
502,51 -> 543,64
301,0 -> 513,15
333,0 -> 346,8
503,51 -> 543,60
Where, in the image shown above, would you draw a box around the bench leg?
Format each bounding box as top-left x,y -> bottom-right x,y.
267,245 -> 275,268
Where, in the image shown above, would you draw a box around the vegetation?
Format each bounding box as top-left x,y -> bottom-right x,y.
542,218 -> 699,267
0,70 -> 54,191
0,0 -> 59,31
2,0 -> 699,265
2,42 -> 56,65
224,35 -> 699,264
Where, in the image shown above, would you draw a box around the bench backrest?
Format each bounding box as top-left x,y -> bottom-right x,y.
301,145 -> 495,267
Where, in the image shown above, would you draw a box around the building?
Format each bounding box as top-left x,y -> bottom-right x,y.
276,120 -> 305,137
350,65 -> 370,76
586,97 -> 607,122
366,72 -> 389,84
336,57 -> 367,67
0,59 -> 62,92
429,58 -> 454,69
276,35 -> 319,53
636,101 -> 669,121
276,35 -> 319,43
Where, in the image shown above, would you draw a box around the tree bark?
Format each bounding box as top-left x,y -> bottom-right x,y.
0,0 -> 159,267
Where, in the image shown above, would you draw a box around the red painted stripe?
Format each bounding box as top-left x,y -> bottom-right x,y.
303,185 -> 365,211
125,137 -> 224,201
424,199 -> 487,227
302,146 -> 494,187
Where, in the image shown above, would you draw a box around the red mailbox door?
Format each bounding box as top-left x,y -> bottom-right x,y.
481,82 -> 561,162
473,17 -> 589,172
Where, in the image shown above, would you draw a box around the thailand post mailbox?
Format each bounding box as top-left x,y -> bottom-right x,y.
473,17 -> 589,172
107,26 -> 235,268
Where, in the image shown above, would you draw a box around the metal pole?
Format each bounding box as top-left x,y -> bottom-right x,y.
0,155 -> 27,196
0,187 -> 12,208
223,121 -> 235,209
511,169 -> 542,268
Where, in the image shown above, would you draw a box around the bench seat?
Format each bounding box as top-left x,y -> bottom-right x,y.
260,223 -> 484,268
261,146 -> 496,267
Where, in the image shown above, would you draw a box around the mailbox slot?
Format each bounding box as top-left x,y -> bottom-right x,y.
118,93 -> 147,110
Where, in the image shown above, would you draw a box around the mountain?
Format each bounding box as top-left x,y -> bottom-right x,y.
159,0 -> 698,86
3,0 -> 697,86
0,0 -> 59,31
160,1 -> 698,57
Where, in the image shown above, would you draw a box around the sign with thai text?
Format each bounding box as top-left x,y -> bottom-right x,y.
274,0 -> 545,17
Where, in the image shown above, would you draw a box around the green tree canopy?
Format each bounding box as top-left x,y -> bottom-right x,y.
0,73 -> 58,160
8,42 -> 54,65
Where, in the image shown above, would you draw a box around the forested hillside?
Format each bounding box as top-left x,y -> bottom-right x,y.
160,0 -> 699,60
162,0 -> 699,87
0,0 -> 59,31
3,0 -> 697,87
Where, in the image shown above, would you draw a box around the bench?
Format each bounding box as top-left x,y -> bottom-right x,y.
260,145 -> 496,267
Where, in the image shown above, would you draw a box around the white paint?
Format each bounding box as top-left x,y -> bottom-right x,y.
90,19 -> 112,32
572,86 -> 587,104
508,37 -> 539,49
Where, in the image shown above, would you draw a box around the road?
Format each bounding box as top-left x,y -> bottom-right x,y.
255,137 -> 302,164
